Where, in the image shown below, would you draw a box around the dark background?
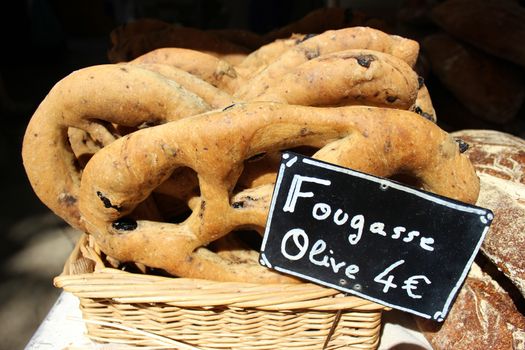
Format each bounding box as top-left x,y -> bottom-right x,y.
0,1 -> 336,348
0,0 -> 523,349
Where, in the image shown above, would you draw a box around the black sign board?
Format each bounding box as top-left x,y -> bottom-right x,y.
259,153 -> 493,321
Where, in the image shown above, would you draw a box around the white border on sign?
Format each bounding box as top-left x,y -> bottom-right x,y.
260,155 -> 292,252
260,153 -> 492,321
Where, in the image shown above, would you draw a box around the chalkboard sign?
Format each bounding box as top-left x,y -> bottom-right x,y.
259,153 -> 493,321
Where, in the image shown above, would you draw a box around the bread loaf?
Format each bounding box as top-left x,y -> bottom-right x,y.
417,129 -> 525,349
426,80 -> 495,132
453,129 -> 524,184
423,33 -> 525,124
431,0 -> 525,67
452,129 -> 525,297
416,263 -> 525,350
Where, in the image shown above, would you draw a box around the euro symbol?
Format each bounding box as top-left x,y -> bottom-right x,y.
401,275 -> 431,299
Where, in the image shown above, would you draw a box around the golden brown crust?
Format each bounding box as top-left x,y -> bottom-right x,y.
411,83 -> 437,123
128,62 -> 236,109
235,35 -> 306,80
235,27 -> 419,98
453,129 -> 525,297
22,64 -> 210,230
416,264 -> 525,350
77,102 -> 479,283
131,47 -> 239,92
241,49 -> 419,109
23,25 -> 482,285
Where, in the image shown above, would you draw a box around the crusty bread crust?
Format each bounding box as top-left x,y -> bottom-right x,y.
453,129 -> 525,297
77,102 -> 479,282
417,263 -> 525,350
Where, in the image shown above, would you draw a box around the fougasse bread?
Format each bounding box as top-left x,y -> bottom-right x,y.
74,102 -> 479,283
127,62 -> 236,109
241,49 -> 420,110
235,27 -> 419,101
22,25 -> 482,284
412,80 -> 437,123
131,48 -> 239,93
235,34 -> 309,80
22,64 -> 212,231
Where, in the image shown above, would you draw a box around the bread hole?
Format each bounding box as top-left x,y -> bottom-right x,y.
67,122 -> 121,168
287,145 -> 319,157
209,230 -> 263,264
154,193 -> 193,223
151,167 -> 201,223
67,127 -> 100,169
115,258 -> 172,277
210,230 -> 263,252
246,152 -> 267,162
236,152 -> 281,191
235,229 -> 264,251
236,146 -> 321,191
113,124 -> 138,136
388,173 -> 424,189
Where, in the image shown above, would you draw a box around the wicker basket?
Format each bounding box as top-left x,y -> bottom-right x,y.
54,234 -> 387,349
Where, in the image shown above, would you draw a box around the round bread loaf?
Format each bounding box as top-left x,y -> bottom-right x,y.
431,0 -> 525,67
422,33 -> 525,124
416,263 -> 525,350
76,102 -> 479,283
452,129 -> 524,184
452,129 -> 525,297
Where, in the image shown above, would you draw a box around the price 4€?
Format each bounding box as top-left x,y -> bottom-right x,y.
374,259 -> 431,299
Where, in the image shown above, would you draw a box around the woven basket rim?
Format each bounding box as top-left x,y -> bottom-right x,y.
54,234 -> 386,349
55,233 -> 387,312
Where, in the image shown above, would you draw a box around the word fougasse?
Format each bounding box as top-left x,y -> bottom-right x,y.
279,174 -> 434,299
